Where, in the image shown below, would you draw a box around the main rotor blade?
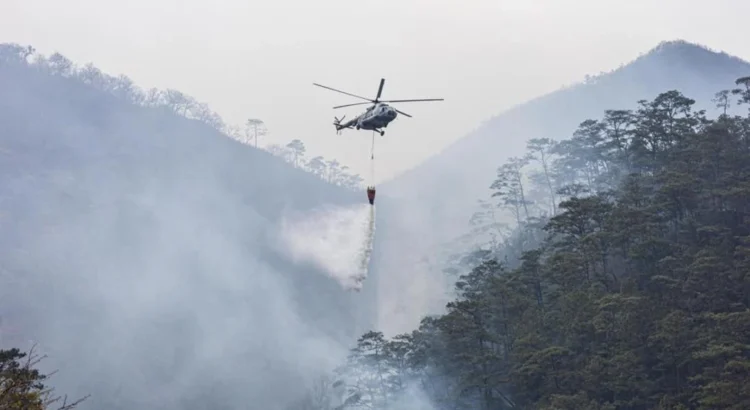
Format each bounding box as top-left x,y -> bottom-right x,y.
333,102 -> 373,109
313,83 -> 374,102
375,78 -> 385,101
395,109 -> 412,118
380,98 -> 444,103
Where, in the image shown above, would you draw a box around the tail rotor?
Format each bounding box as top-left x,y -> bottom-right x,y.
333,115 -> 346,135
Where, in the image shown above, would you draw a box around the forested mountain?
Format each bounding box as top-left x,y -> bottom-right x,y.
372,40 -> 750,336
4,38 -> 750,410
0,43 -> 375,409
303,75 -> 750,409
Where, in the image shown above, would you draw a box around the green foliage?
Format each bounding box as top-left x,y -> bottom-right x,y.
300,76 -> 750,409
0,346 -> 87,410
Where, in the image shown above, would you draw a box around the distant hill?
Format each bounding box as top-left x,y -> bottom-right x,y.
372,40 -> 750,335
0,44 -> 373,409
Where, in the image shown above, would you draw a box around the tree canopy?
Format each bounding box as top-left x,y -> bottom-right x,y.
0,346 -> 87,410
294,77 -> 750,410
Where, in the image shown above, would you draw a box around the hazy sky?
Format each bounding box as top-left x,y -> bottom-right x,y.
3,0 -> 749,182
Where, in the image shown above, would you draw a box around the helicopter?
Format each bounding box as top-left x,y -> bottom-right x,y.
313,78 -> 443,136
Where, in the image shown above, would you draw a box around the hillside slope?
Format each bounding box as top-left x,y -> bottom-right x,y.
311,72 -> 750,410
372,40 -> 750,334
0,45 -> 371,409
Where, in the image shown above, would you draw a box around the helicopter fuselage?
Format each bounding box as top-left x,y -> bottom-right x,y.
356,103 -> 398,130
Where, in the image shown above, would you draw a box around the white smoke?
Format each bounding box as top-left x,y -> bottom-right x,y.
279,203 -> 376,291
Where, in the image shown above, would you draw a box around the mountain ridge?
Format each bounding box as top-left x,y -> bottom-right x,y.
0,43 -> 375,409
382,39 -> 750,191
370,38 -> 750,335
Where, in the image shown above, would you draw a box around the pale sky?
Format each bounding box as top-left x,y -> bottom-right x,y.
2,0 -> 749,183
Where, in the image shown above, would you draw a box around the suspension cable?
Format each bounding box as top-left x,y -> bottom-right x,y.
370,131 -> 375,185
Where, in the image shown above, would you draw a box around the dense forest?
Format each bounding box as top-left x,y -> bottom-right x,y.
4,39 -> 750,409
372,41 -> 750,340
292,77 -> 750,410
